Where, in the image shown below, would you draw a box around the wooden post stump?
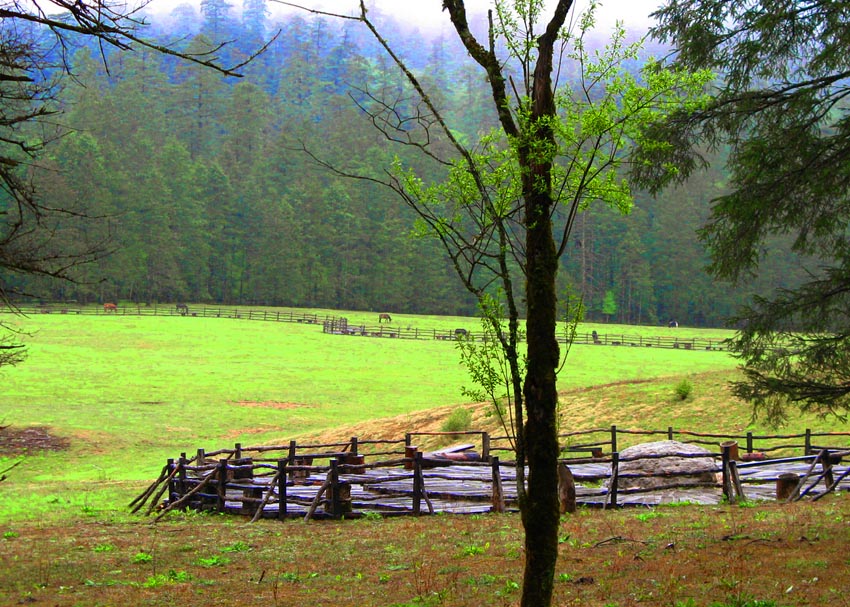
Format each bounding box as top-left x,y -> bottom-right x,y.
558,463 -> 577,514
240,486 -> 263,516
490,456 -> 504,513
290,456 -> 313,483
777,473 -> 799,501
326,481 -> 352,516
721,440 -> 739,461
405,445 -> 418,471
343,453 -> 366,474
230,458 -> 254,480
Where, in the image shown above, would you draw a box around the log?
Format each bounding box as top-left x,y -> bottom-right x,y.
786,450 -> 827,502
249,470 -> 283,523
304,475 -> 332,522
144,463 -> 183,516
729,460 -> 746,502
813,465 -> 850,502
154,475 -> 213,522
129,464 -> 168,511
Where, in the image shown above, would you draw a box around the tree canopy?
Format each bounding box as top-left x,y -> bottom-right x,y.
632,0 -> 850,423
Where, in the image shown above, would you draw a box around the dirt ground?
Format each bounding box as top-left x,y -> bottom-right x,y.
0,424 -> 70,456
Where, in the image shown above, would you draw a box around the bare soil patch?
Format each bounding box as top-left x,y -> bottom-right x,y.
0,424 -> 70,455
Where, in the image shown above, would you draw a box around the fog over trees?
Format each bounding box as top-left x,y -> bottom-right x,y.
0,1 -> 810,326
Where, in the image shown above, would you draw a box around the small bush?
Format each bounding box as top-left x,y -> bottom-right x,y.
440,407 -> 472,433
674,378 -> 693,401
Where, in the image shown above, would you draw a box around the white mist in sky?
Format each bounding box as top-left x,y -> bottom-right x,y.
148,0 -> 661,33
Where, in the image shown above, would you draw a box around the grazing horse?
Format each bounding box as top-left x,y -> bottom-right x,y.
378,313 -> 392,323
103,303 -> 117,313
176,303 -> 189,316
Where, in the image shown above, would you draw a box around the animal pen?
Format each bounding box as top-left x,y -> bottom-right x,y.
133,426 -> 850,522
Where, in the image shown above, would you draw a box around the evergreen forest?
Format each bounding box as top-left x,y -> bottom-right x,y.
5,1 -> 811,327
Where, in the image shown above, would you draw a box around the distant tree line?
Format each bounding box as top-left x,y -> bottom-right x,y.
3,1 -> 811,326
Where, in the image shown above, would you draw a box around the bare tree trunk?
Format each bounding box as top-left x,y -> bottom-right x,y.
515,5 -> 570,604
521,188 -> 561,606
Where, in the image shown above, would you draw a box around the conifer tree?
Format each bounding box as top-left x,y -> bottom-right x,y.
632,0 -> 850,423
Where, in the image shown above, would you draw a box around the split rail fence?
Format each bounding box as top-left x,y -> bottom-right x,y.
132,426 -> 850,522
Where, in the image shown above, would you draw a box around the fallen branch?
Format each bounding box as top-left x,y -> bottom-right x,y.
0,459 -> 23,482
592,536 -> 648,548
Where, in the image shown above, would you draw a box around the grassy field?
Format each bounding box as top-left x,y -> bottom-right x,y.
1,307 -> 849,606
0,310 -> 738,482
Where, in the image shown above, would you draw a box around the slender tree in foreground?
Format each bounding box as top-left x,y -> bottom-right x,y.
285,1 -> 710,604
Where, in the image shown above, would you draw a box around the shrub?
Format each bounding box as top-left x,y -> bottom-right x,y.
674,378 -> 693,401
440,407 -> 472,433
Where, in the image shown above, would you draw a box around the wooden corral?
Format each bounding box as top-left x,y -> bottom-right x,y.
132,427 -> 850,522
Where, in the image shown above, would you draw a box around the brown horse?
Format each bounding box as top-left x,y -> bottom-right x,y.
176,303 -> 189,316
378,313 -> 392,323
103,303 -> 117,313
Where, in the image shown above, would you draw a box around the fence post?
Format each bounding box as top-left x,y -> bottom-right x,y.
746,432 -> 753,454
609,452 -> 619,508
217,459 -> 228,513
405,433 -> 412,447
234,443 -> 242,460
178,453 -> 188,509
287,440 -> 297,480
277,459 -> 287,520
166,458 -> 176,502
667,426 -> 673,441
804,429 -> 812,455
821,449 -> 835,489
196,448 -> 206,466
610,425 -> 618,453
329,459 -> 341,518
481,432 -> 490,460
490,456 -> 504,513
350,436 -> 359,456
413,451 -> 424,515
721,443 -> 732,502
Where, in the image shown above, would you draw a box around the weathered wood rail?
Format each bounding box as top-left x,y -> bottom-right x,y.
133,427 -> 850,521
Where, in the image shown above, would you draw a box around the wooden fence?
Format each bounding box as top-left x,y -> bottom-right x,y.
3,304 -> 728,350
2,304 -> 327,324
322,316 -> 727,349
133,426 -> 850,522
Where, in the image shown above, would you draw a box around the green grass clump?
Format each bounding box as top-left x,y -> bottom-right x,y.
441,407 -> 473,432
674,378 -> 694,400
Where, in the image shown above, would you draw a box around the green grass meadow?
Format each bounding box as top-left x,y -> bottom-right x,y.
1,308 -> 739,520
6,309 -> 850,607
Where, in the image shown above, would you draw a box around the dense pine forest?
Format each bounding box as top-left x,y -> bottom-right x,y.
7,1 -> 809,326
